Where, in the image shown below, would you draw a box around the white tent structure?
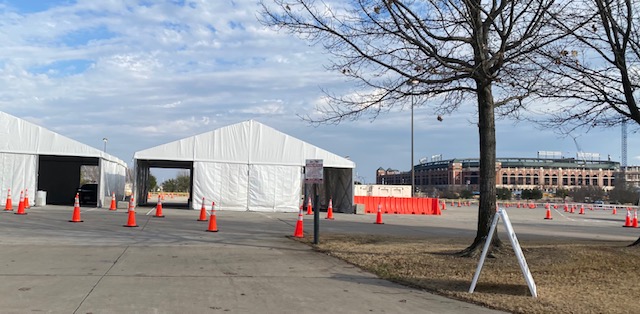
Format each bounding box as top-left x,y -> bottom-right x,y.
134,120 -> 355,212
0,111 -> 127,207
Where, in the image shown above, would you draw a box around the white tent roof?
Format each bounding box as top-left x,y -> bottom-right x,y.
0,111 -> 126,166
134,120 -> 355,168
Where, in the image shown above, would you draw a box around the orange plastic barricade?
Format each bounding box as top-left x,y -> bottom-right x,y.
382,197 -> 391,214
402,198 -> 411,215
433,198 -> 442,215
397,197 -> 405,214
373,197 -> 382,214
419,198 -> 428,214
407,198 -> 416,214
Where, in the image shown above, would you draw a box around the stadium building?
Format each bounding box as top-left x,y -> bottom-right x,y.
376,155 -> 626,193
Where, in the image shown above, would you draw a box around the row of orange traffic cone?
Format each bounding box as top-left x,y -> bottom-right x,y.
303,196 -> 335,219
69,194 -> 219,232
4,188 -> 31,212
293,200 -> 380,238
542,202 -> 638,228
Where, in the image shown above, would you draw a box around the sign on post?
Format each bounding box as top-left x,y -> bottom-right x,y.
305,159 -> 323,184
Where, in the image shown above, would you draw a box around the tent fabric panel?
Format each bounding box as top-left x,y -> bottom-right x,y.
194,121 -> 250,162
249,122 -> 304,165
133,120 -> 355,169
134,137 -> 196,161
193,161 -> 248,211
247,164 -> 302,212
0,112 -> 126,166
0,153 -> 37,206
99,159 -> 126,208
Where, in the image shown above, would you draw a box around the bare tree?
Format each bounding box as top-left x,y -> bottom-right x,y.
533,0 -> 639,246
260,0 -> 561,255
535,0 -> 640,130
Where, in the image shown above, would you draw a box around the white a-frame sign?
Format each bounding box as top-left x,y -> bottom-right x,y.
469,208 -> 537,298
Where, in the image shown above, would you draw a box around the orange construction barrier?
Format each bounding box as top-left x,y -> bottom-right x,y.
198,197 -> 207,221
124,197 -> 138,227
69,193 -> 83,222
293,206 -> 304,237
15,190 -> 27,215
374,203 -> 384,224
109,192 -> 117,211
413,198 -> 422,215
24,189 -> 30,209
544,203 -> 552,220
326,199 -> 334,220
3,188 -> 12,211
306,196 -> 313,215
207,201 -> 218,232
623,209 -> 632,227
154,195 -> 165,218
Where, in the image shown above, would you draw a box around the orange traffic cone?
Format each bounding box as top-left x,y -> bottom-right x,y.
612,206 -> 617,215
207,201 -> 218,232
69,193 -> 82,222
124,197 -> 138,227
4,188 -> 13,211
293,206 -> 304,238
306,196 -> 313,215
544,204 -> 552,220
570,205 -> 575,214
632,210 -> 639,228
458,200 -> 461,207
374,203 -> 384,224
198,197 -> 207,221
109,192 -> 117,211
553,204 -> 558,209
326,198 -> 335,220
441,201 -> 446,211
24,189 -> 30,209
563,203 -> 568,212
623,209 -> 632,227
579,204 -> 585,215
15,190 -> 27,215
154,195 -> 165,218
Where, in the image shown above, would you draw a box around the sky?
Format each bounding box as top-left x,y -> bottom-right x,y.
0,0 -> 638,184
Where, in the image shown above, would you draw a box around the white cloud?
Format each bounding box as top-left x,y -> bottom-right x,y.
0,0 -> 636,182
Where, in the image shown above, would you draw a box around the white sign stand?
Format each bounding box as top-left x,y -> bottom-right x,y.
469,208 -> 537,298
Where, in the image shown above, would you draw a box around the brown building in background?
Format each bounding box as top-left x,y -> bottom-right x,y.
376,157 -> 624,194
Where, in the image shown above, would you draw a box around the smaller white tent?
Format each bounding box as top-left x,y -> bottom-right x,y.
0,111 -> 127,207
134,120 -> 355,212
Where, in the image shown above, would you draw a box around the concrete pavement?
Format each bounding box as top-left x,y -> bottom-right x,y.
0,205 -> 507,314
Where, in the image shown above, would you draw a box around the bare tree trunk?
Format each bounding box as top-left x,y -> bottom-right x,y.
459,80 -> 502,257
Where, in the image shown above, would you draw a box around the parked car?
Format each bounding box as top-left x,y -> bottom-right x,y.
593,200 -> 605,209
77,184 -> 98,205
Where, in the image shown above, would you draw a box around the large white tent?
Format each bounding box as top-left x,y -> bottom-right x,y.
0,111 -> 127,207
134,120 -> 355,212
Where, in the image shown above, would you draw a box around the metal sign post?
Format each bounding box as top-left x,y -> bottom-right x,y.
305,159 -> 323,245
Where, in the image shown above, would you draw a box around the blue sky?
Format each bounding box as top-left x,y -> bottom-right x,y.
0,0 -> 637,184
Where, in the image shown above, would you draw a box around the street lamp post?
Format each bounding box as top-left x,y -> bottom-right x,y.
408,79 -> 419,197
102,138 -> 108,153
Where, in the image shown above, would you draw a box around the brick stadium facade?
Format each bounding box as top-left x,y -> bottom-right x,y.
376,157 -> 623,193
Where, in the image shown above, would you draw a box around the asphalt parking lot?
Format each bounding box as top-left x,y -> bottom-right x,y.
0,203 -> 637,313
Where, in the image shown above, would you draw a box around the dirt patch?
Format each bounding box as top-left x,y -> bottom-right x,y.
299,234 -> 640,314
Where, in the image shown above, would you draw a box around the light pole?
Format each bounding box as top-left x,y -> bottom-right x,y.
102,138 -> 108,153
408,79 -> 419,197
